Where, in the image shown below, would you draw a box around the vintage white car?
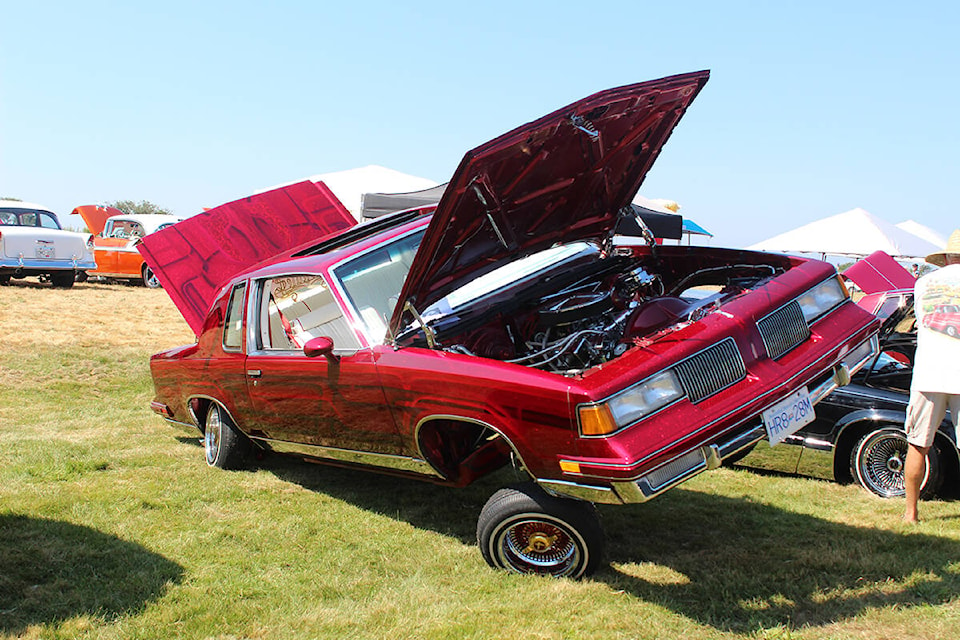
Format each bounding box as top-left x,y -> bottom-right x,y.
0,200 -> 96,288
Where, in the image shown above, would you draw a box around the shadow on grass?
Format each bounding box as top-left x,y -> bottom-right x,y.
0,514 -> 184,634
259,453 -> 508,544
258,453 -> 960,633
598,487 -> 960,632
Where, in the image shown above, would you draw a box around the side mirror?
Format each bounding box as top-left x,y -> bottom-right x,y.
303,336 -> 339,364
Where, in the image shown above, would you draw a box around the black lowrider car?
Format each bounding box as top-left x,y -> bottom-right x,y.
735,292 -> 959,498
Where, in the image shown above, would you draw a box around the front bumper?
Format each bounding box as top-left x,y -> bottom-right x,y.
539,333 -> 878,504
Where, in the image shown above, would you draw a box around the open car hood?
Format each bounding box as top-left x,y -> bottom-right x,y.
389,71 -> 709,337
71,204 -> 124,236
842,250 -> 916,294
139,181 -> 355,336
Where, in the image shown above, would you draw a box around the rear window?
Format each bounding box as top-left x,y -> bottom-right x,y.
0,208 -> 62,229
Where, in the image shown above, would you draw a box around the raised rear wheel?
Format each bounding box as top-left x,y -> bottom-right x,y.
477,483 -> 603,579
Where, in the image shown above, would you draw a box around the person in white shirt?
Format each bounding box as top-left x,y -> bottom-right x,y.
904,229 -> 960,522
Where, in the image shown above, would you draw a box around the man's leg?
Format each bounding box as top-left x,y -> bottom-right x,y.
903,391 -> 947,522
904,443 -> 930,523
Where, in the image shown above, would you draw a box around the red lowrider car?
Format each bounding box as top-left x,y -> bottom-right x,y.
146,71 -> 880,578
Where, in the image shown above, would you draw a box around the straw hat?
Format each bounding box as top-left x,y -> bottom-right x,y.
925,229 -> 960,267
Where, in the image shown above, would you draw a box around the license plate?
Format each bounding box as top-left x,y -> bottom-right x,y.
35,243 -> 55,258
762,387 -> 815,446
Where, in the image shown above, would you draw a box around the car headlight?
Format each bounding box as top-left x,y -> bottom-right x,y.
579,370 -> 684,436
796,276 -> 847,324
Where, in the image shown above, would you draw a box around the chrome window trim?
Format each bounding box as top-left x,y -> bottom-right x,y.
221,282 -> 247,353
243,271 -> 363,356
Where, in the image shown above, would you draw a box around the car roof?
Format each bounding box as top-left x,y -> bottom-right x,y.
239,210 -> 432,281
0,200 -> 57,213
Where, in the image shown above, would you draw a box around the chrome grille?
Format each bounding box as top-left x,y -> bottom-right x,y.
758,300 -> 810,360
642,449 -> 706,491
673,338 -> 746,403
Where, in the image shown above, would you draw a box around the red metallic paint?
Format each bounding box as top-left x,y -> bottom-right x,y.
393,71 -> 710,330
149,226 -> 879,493
146,73 -> 880,507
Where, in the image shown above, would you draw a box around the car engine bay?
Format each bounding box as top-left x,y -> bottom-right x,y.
405,245 -> 790,376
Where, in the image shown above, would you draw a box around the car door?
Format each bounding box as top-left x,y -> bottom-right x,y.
243,273 -> 403,455
116,220 -> 147,276
94,220 -> 125,274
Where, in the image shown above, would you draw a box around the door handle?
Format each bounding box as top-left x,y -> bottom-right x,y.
246,369 -> 262,378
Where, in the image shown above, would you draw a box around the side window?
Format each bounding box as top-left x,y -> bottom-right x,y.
222,283 -> 246,351
110,221 -> 133,238
257,275 -> 360,352
39,213 -> 61,229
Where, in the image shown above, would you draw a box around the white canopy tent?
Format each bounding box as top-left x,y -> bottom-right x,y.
895,219 -> 948,249
748,208 -> 941,259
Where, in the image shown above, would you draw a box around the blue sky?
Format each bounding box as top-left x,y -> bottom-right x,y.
3,1 -> 958,248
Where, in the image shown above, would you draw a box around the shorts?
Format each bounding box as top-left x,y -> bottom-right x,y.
904,390 -> 960,448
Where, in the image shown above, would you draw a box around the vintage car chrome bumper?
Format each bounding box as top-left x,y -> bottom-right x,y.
0,256 -> 98,271
539,334 -> 879,505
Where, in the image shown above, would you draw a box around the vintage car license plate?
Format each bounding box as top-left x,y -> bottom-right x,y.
35,242 -> 55,258
762,387 -> 815,446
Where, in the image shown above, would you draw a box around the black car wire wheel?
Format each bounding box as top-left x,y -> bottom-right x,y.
852,427 -> 941,498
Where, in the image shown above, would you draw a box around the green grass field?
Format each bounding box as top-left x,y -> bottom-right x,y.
2,282 -> 959,639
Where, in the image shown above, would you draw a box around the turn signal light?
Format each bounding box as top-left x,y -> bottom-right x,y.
578,404 -> 617,436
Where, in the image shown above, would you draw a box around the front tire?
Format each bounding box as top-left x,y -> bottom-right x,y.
204,404 -> 250,470
477,483 -> 603,579
852,427 -> 942,498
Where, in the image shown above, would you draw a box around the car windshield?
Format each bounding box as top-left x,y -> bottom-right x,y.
333,229 -> 426,344
0,208 -> 62,229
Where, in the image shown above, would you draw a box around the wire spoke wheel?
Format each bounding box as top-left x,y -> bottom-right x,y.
477,483 -> 603,579
852,428 -> 940,498
499,517 -> 581,574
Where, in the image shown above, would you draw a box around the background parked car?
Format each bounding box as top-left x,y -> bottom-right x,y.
0,200 -> 96,288
72,205 -> 183,287
734,279 -> 959,499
